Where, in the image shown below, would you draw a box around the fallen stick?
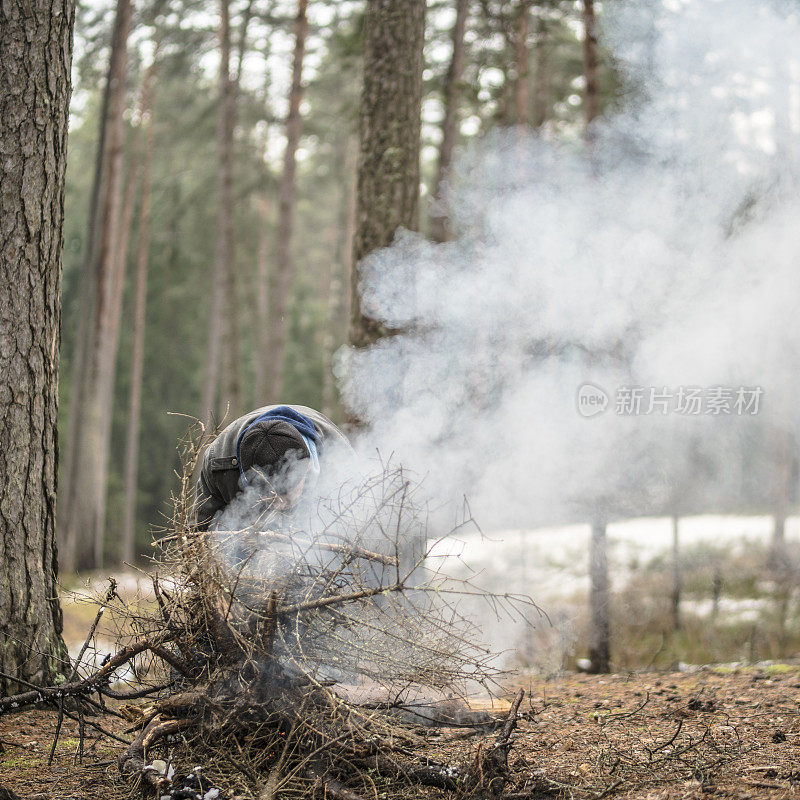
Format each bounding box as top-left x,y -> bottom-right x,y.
100,681 -> 174,700
119,715 -> 194,790
143,717 -> 193,753
494,689 -> 525,752
278,583 -> 404,615
465,689 -> 525,798
743,779 -> 785,790
352,753 -> 463,792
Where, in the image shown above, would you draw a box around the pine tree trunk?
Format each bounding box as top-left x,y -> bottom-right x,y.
88,118 -> 131,568
234,0 -> 254,87
588,520 -> 610,673
218,0 -> 254,419
60,52 -> 112,556
252,36 -> 273,408
253,193 -> 271,405
89,129 -> 140,540
430,0 -> 469,244
323,138 -> 358,418
340,144 -> 357,342
350,0 -> 426,350
96,147 -> 139,563
63,0 -> 132,571
514,0 -> 530,126
0,0 -> 74,688
711,567 -> 722,620
769,429 -> 794,653
115,156 -> 138,300
266,0 -> 308,400
769,428 -> 792,569
215,0 -> 240,421
318,226 -> 336,387
532,8 -> 549,128
671,516 -> 681,632
201,0 -> 233,426
122,59 -> 158,566
60,0 -> 130,573
582,0 -> 600,130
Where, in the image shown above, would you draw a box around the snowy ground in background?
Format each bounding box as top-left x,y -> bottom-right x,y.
428,515 -> 799,668
430,515 -> 797,601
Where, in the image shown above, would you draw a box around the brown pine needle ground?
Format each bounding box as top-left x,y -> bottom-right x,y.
3,665 -> 800,799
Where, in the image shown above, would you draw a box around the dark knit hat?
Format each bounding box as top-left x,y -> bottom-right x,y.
238,419 -> 310,483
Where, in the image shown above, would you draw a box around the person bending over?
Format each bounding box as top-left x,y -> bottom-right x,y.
193,404 -> 350,531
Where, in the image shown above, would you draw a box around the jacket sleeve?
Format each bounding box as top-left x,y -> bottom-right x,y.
193,470 -> 225,531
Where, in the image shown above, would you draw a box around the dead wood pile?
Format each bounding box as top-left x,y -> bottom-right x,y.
0,427 -> 535,800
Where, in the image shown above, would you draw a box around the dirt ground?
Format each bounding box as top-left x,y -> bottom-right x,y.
2,664 -> 800,799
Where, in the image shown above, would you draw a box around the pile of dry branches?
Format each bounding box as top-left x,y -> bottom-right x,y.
0,425 -> 534,800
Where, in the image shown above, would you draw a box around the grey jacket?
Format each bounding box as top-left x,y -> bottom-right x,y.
193,405 -> 351,530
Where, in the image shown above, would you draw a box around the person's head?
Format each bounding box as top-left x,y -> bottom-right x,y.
238,419 -> 312,506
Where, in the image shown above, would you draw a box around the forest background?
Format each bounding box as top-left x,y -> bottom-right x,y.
59,0 -> 618,571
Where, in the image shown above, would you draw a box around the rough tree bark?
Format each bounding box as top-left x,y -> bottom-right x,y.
430,0 -> 469,244
588,520 -> 610,673
61,0 -> 132,571
582,0 -> 600,131
61,0 -> 132,572
350,0 -> 426,350
0,0 -> 74,688
122,59 -> 159,566
266,0 -> 308,400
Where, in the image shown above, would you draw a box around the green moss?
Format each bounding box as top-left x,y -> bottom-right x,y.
765,663 -> 797,674
0,753 -> 42,772
57,738 -> 82,749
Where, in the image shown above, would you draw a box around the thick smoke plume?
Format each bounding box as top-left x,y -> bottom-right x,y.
342,0 -> 800,531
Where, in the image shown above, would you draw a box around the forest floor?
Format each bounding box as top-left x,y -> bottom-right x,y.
2,664 -> 800,799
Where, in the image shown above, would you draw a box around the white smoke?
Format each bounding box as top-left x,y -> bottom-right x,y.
342,0 -> 800,531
